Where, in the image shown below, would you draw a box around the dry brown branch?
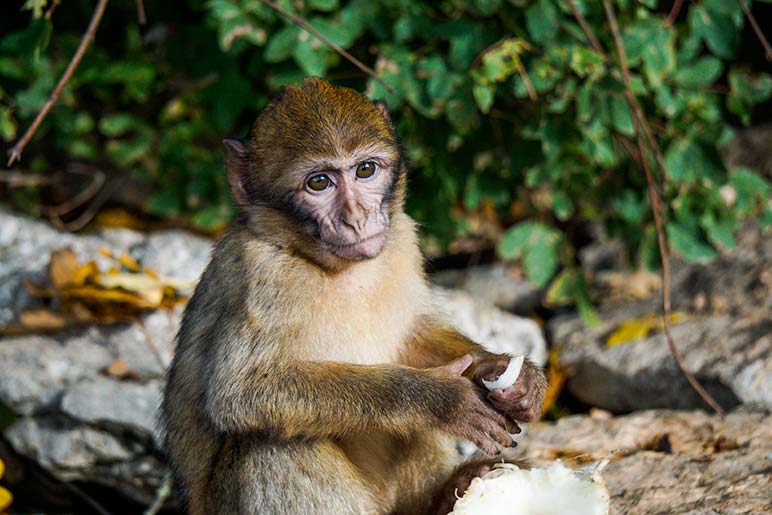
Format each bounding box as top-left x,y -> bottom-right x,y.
136,0 -> 147,24
737,0 -> 772,60
602,0 -> 725,417
42,165 -> 105,217
6,0 -> 110,166
45,0 -> 61,20
513,55 -> 538,101
564,0 -> 669,188
665,0 -> 686,26
257,0 -> 395,93
0,170 -> 58,187
565,0 -> 606,56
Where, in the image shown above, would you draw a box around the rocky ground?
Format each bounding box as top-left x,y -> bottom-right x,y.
0,208 -> 769,513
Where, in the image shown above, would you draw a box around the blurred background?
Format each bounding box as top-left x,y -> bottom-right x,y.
0,0 -> 770,513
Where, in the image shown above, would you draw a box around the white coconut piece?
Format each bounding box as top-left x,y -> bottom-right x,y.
482,356 -> 524,391
449,461 -> 610,515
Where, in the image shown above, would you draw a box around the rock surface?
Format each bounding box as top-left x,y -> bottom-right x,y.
516,409 -> 771,514
552,227 -> 771,412
0,209 -> 547,503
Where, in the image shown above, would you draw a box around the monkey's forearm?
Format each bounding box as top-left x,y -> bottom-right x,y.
205,360 -> 458,439
400,318 -> 494,373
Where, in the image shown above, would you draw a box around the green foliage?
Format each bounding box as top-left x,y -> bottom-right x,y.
1,1 -> 771,321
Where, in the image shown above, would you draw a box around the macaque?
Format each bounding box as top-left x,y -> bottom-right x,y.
161,77 -> 547,514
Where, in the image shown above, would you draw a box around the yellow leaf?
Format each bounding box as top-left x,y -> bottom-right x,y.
95,273 -> 164,306
0,458 -> 4,478
19,309 -> 69,331
0,486 -> 11,511
49,248 -> 79,288
607,312 -> 689,347
118,252 -> 141,272
98,246 -> 114,258
72,261 -> 99,286
541,349 -> 567,416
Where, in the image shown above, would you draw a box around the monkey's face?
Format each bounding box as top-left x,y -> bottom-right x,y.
290,142 -> 398,261
225,78 -> 406,267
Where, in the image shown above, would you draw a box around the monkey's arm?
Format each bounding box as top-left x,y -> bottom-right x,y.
400,316 -> 547,422
204,341 -> 515,452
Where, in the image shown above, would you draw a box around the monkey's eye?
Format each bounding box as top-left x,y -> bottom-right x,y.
356,161 -> 377,179
307,173 -> 331,191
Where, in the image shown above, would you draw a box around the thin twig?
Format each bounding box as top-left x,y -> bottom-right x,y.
737,0 -> 772,60
0,170 -> 58,187
42,165 -> 105,217
603,0 -> 725,417
143,474 -> 173,515
564,0 -> 669,188
7,0 -> 110,166
565,0 -> 605,56
257,0 -> 394,93
513,55 -> 538,101
665,0 -> 685,26
136,0 -> 147,24
45,0 -> 61,20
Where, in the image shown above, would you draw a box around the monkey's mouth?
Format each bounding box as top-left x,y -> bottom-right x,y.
322,231 -> 386,260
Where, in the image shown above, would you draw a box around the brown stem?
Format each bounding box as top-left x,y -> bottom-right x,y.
257,0 -> 395,93
7,0 -> 110,166
665,0 -> 685,27
45,0 -> 61,20
737,0 -> 772,60
565,0 -> 606,56
513,55 -> 538,101
136,0 -> 147,25
602,0 -> 725,417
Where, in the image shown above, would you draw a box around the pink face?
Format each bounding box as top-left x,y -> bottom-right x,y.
295,144 -> 396,261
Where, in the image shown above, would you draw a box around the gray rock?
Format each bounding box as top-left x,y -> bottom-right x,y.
139,230 -> 212,282
431,263 -> 542,313
0,332 -> 112,414
434,287 -> 547,366
6,417 -> 132,470
514,409 -> 771,514
108,306 -> 182,377
61,377 -> 162,440
552,226 -> 771,412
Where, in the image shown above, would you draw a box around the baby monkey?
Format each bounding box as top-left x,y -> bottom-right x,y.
161,78 -> 547,514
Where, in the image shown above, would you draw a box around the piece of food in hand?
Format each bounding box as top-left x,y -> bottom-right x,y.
449,461 -> 610,515
482,356 -> 524,391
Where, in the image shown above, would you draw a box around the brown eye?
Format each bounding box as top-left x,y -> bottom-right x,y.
307,173 -> 331,191
356,161 -> 377,179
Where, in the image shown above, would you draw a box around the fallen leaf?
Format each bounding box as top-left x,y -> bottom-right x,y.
118,252 -> 141,272
49,248 -> 79,288
18,309 -> 68,331
606,312 -> 688,347
542,348 -> 567,416
106,358 -> 130,378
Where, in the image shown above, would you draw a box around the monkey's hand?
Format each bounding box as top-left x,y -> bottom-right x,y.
425,355 -> 519,456
474,357 -> 548,423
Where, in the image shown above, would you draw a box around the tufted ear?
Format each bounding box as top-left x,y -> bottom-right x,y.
223,138 -> 250,207
372,100 -> 393,128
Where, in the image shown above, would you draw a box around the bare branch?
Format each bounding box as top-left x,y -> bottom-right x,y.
602,0 -> 725,417
665,0 -> 685,27
7,0 -> 110,166
257,0 -> 395,93
136,0 -> 147,25
737,0 -> 772,60
565,0 -> 606,56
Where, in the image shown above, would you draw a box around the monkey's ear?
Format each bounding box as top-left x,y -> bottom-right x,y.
223,138 -> 250,206
372,100 -> 393,127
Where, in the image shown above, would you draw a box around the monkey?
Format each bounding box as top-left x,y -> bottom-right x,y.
160,77 -> 547,515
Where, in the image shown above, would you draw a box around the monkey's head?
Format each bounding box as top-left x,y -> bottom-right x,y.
224,77 -> 406,269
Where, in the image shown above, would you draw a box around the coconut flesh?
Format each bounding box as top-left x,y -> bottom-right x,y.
482,356 -> 525,391
448,461 -> 610,515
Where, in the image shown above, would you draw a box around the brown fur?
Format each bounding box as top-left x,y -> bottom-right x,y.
160,78 -> 546,514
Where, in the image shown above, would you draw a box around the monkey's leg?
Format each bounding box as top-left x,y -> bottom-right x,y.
203,436 -> 380,515
424,452 -> 532,515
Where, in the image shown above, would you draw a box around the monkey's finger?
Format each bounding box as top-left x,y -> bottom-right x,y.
443,354 -> 474,376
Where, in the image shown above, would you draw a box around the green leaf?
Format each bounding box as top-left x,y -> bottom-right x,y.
690,6 -> 738,59
472,83 -> 495,113
667,222 -> 717,262
609,95 -> 634,136
664,138 -> 708,184
293,34 -> 329,76
674,56 -> 723,88
264,26 -> 298,62
0,107 -> 17,141
497,221 -> 563,286
525,0 -> 559,45
727,69 -> 772,125
730,168 -> 772,215
700,213 -> 736,250
308,0 -> 339,11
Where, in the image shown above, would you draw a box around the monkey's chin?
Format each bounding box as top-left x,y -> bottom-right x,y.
324,232 -> 386,261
